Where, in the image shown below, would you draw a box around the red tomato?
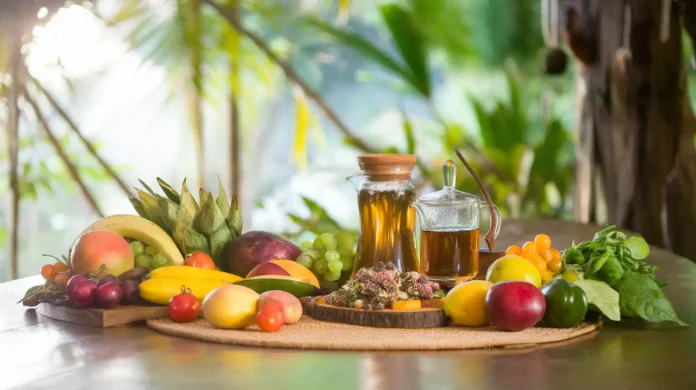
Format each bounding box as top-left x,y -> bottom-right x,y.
168,288 -> 201,323
256,303 -> 285,332
184,251 -> 216,270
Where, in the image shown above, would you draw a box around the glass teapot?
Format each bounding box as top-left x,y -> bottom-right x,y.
412,160 -> 501,285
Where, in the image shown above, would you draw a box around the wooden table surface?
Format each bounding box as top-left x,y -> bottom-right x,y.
3,220 -> 696,390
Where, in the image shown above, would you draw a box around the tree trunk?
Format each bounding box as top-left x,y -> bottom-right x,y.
566,0 -> 696,260
6,37 -> 22,280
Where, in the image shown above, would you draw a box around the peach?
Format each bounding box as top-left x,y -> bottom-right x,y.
246,262 -> 290,278
258,290 -> 303,324
70,230 -> 134,277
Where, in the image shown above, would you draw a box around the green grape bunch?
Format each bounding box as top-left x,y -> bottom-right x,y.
297,231 -> 357,286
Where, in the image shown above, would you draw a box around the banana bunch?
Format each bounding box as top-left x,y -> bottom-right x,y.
130,177 -> 242,270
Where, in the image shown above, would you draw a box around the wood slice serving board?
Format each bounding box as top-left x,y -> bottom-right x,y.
146,316 -> 601,351
38,303 -> 168,327
305,299 -> 446,328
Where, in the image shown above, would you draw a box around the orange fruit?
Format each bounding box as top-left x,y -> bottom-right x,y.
505,245 -> 523,256
40,264 -> 57,280
534,234 -> 552,253
54,272 -> 70,286
54,262 -> 68,273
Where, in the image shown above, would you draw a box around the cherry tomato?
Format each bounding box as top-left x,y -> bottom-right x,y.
41,264 -> 57,280
184,251 -> 216,270
522,241 -> 537,254
546,248 -> 563,273
256,303 -> 285,332
53,262 -> 68,273
168,287 -> 201,323
505,245 -> 523,256
541,269 -> 555,283
534,234 -> 552,253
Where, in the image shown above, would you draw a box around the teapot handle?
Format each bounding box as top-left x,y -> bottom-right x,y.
478,201 -> 501,240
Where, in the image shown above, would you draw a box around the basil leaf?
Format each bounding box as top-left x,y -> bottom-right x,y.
617,273 -> 688,326
574,279 -> 621,321
624,236 -> 650,260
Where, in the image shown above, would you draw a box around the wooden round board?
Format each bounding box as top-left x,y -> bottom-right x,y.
146,316 -> 601,351
305,300 -> 446,328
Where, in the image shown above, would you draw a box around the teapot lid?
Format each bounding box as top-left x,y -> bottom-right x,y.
417,160 -> 480,204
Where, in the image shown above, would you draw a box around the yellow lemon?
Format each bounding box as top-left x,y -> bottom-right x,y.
486,255 -> 542,288
444,280 -> 494,327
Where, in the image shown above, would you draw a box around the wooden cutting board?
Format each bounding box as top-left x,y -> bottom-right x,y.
305,298 -> 447,328
38,303 -> 168,327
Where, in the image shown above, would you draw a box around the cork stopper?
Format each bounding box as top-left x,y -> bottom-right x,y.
357,154 -> 417,181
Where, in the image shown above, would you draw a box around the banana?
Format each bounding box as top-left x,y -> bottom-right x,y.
77,214 -> 184,266
139,278 -> 227,305
148,266 -> 243,283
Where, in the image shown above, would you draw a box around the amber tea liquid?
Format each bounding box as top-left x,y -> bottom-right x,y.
420,229 -> 480,284
354,188 -> 419,273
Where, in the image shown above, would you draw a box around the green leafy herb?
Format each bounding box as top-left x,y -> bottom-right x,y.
617,272 -> 687,326
624,236 -> 649,260
574,279 -> 621,321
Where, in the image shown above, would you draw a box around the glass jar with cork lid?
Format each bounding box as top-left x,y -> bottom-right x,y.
348,154 -> 419,273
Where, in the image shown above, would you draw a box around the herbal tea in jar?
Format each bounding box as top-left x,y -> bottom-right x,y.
348,154 -> 419,273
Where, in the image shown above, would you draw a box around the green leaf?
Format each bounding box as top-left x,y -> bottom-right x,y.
305,17 -> 419,93
129,197 -> 148,218
618,272 -> 688,326
156,177 -> 181,204
157,195 -> 179,233
624,236 -> 650,260
379,4 -> 430,97
193,191 -> 225,236
226,195 -> 243,237
136,189 -> 167,231
179,179 -> 199,224
402,111 -> 415,154
216,176 -> 230,219
574,279 -> 621,321
138,179 -> 157,197
173,220 -> 209,256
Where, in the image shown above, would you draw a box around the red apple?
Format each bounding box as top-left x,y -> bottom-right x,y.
246,262 -> 291,278
486,281 -> 546,332
258,290 -> 303,324
70,230 -> 135,277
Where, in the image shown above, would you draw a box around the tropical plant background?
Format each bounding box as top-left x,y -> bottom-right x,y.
1,0 -> 694,281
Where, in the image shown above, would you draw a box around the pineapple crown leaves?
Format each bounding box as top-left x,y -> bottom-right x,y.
131,177 -> 243,259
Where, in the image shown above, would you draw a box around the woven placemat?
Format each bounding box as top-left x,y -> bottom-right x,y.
147,316 -> 600,351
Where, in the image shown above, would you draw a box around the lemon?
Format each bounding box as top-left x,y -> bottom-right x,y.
486,255 -> 542,288
444,280 -> 494,327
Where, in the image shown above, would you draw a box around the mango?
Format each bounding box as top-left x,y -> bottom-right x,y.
70,230 -> 134,277
202,285 -> 259,329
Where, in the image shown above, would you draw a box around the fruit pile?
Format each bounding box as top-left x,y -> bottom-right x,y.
445,255 -> 589,331
171,283 -> 303,333
296,231 -> 356,285
505,234 -> 563,283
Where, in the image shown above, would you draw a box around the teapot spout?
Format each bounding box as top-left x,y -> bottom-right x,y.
411,201 -> 427,223
346,173 -> 366,193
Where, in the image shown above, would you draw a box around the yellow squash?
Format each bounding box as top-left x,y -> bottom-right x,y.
148,266 -> 243,283
139,278 -> 227,305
